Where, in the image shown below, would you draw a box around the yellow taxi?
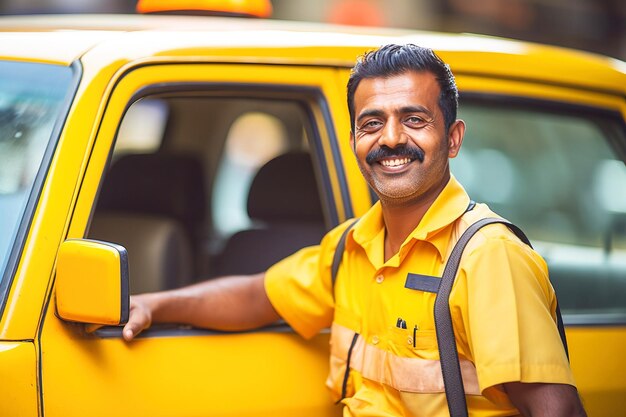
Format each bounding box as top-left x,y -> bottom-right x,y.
0,2 -> 625,416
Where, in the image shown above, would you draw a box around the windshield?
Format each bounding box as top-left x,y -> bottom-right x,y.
0,61 -> 75,299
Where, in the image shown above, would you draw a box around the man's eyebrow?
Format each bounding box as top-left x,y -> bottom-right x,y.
399,105 -> 431,115
357,106 -> 433,124
356,109 -> 385,123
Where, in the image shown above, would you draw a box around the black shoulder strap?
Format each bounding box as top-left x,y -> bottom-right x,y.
435,217 -> 569,417
331,219 -> 359,290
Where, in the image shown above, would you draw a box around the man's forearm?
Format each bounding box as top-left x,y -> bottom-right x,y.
123,272 -> 281,340
151,272 -> 279,330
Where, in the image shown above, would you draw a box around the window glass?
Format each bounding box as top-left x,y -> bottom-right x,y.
212,112 -> 288,237
93,94 -> 323,291
115,98 -> 168,155
452,102 -> 626,319
0,61 -> 74,289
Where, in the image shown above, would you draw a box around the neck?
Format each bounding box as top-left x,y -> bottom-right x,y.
381,173 -> 450,262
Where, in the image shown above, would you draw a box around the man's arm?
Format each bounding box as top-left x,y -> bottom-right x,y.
504,382 -> 587,417
122,272 -> 281,341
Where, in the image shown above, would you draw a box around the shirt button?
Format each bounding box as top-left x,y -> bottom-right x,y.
372,335 -> 380,345
375,275 -> 384,283
407,337 -> 413,345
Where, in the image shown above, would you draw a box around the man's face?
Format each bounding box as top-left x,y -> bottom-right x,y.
350,70 -> 463,207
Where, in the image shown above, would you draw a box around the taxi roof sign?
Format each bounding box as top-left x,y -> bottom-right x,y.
136,0 -> 272,18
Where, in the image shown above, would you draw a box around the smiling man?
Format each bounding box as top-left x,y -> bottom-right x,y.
124,44 -> 586,417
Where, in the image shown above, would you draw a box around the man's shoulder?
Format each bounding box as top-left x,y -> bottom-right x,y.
322,218 -> 360,249
322,200 -> 382,249
455,202 -> 535,257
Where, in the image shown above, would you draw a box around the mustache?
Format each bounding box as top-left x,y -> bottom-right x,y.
366,145 -> 425,165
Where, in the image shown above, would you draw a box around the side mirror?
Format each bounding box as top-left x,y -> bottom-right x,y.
56,239 -> 129,325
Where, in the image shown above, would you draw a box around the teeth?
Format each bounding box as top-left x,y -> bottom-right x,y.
381,158 -> 411,167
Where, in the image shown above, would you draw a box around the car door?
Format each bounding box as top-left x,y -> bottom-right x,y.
39,62 -> 351,417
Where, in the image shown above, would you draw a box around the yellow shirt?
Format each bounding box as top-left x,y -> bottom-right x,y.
265,176 -> 574,417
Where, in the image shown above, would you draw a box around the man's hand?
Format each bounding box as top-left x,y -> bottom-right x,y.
123,294 -> 155,341
504,382 -> 587,417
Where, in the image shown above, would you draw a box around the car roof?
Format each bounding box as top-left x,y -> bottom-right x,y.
1,14 -> 624,95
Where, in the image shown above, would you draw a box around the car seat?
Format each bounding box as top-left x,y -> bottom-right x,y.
89,152 -> 206,293
213,151 -> 327,276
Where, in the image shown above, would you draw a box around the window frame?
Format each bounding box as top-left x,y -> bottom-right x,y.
87,80 -> 349,338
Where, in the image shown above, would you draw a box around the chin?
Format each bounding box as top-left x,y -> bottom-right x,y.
376,190 -> 425,207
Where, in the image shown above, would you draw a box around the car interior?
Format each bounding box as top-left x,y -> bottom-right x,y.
88,92 -> 331,294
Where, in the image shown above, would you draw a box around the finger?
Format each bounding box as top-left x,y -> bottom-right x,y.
122,296 -> 151,341
122,325 -> 135,341
122,313 -> 145,341
122,322 -> 137,341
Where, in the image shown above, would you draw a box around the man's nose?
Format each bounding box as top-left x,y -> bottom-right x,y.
378,120 -> 407,148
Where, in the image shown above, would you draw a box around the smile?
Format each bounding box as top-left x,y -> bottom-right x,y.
380,157 -> 412,167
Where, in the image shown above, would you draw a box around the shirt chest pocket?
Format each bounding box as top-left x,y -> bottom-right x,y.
387,326 -> 439,360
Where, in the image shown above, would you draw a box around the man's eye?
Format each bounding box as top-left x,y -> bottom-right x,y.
362,120 -> 382,129
406,116 -> 423,124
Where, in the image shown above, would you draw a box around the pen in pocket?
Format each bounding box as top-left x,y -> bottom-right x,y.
396,318 -> 407,329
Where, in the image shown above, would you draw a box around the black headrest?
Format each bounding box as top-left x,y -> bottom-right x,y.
247,152 -> 324,223
97,153 -> 206,229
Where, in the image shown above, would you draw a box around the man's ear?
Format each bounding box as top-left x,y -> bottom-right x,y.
447,120 -> 465,158
350,131 -> 356,154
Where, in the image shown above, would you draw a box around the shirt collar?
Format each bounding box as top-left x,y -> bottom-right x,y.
350,199 -> 385,267
403,175 -> 470,259
350,175 -> 470,263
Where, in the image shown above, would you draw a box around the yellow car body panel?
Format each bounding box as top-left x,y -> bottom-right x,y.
0,13 -> 624,417
567,327 -> 626,415
0,342 -> 38,417
40,308 -> 338,417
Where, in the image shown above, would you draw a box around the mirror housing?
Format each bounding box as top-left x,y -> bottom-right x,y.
56,239 -> 129,325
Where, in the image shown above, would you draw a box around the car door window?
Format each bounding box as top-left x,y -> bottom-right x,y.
89,91 -> 331,293
452,99 -> 626,323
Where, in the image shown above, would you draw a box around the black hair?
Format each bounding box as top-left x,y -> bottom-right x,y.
347,44 -> 458,132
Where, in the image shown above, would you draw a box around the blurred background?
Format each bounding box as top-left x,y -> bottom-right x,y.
0,0 -> 624,60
